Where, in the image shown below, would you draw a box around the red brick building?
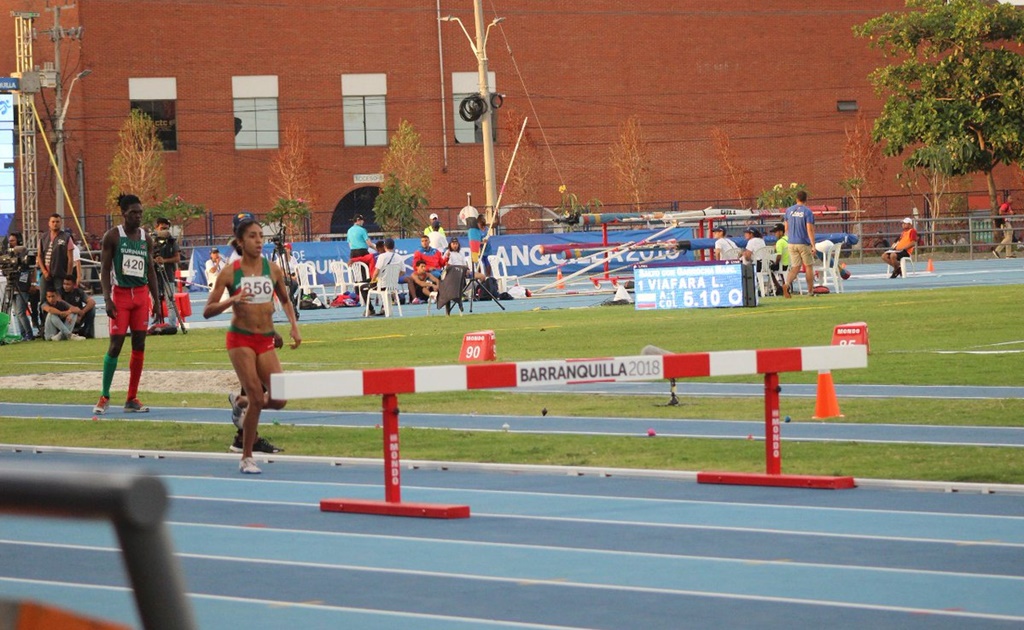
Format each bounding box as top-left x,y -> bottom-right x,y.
2,0 -> 1011,239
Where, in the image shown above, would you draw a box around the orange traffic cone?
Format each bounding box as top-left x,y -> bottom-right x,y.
556,268 -> 565,289
812,370 -> 843,419
926,258 -> 934,273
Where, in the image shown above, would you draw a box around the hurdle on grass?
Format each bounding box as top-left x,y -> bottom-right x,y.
271,344 -> 867,517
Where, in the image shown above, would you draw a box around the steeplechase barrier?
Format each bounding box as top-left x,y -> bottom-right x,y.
270,344 -> 868,518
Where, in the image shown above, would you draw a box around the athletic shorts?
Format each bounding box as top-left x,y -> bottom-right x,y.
110,285 -> 152,336
788,243 -> 816,268
226,328 -> 276,355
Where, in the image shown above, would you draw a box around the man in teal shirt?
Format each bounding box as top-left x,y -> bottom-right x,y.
346,214 -> 375,276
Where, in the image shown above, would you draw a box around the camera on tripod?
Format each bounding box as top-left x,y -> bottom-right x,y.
0,247 -> 33,281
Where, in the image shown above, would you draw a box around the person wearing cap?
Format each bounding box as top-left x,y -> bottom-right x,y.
781,190 -> 816,297
740,227 -> 767,265
227,212 -> 257,264
711,225 -> 739,260
205,247 -> 225,288
881,217 -> 918,278
346,214 -> 376,277
424,212 -> 447,251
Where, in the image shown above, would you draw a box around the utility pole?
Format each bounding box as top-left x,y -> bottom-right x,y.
440,1 -> 503,223
41,2 -> 84,219
471,0 -> 498,221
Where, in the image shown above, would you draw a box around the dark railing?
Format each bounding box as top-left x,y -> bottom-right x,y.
0,464 -> 197,630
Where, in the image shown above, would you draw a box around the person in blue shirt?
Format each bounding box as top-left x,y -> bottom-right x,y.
346,214 -> 375,277
781,190 -> 816,298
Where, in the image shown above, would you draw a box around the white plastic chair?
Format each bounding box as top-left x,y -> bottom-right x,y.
818,242 -> 844,293
751,245 -> 777,297
295,261 -> 327,301
486,255 -> 519,294
349,261 -> 370,305
718,246 -> 743,261
363,263 -> 404,318
328,260 -> 353,298
899,251 -> 915,278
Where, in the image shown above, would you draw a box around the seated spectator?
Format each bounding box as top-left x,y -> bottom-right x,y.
443,237 -> 484,284
406,260 -> 439,304
204,247 -> 226,287
881,217 -> 918,278
740,227 -> 767,266
711,226 -> 738,260
41,289 -> 84,341
59,277 -> 96,338
362,238 -> 404,315
412,235 -> 444,278
768,223 -> 789,295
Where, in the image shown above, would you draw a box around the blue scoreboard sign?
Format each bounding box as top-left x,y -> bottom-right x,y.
633,261 -> 757,310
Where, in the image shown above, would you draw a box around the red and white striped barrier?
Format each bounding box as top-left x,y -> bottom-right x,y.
272,344 -> 867,518
270,345 -> 867,400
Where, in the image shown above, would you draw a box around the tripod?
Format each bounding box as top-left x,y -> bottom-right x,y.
1,272 -> 26,343
464,273 -> 505,313
155,264 -> 187,334
271,228 -> 300,315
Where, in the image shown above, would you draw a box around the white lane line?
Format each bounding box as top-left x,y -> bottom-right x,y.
3,540 -> 1023,624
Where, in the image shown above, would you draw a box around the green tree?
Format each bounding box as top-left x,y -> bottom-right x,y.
855,0 -> 1024,212
372,120 -> 431,235
107,110 -> 165,215
143,195 -> 207,238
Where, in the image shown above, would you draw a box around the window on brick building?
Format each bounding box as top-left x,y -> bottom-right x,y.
232,75 -> 279,150
342,74 -> 387,147
128,77 -> 177,151
452,72 -> 497,145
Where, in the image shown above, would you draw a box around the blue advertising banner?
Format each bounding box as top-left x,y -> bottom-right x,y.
184,227 -> 854,289
187,229 -> 697,289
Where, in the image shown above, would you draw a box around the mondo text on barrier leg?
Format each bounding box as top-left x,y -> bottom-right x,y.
319,393 -> 471,519
697,371 -> 856,490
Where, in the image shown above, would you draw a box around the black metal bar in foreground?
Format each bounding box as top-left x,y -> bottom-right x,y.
0,464 -> 197,630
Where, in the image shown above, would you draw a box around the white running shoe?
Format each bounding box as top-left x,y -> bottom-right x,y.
69,334 -> 86,341
239,457 -> 262,474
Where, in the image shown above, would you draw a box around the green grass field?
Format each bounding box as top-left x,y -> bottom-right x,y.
1,284 -> 1022,482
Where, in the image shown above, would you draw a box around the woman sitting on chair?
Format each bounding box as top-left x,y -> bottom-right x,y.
443,238 -> 484,281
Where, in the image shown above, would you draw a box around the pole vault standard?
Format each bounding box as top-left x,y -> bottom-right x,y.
270,344 -> 867,518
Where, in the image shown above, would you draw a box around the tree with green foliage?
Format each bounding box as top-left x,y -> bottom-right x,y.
107,110 -> 165,215
855,0 -> 1024,212
143,195 -> 207,238
372,120 -> 431,235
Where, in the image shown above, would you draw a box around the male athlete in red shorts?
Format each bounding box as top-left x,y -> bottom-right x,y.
94,194 -> 160,415
204,216 -> 301,474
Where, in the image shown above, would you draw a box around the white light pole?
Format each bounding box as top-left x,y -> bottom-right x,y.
440,4 -> 504,222
55,68 -> 90,218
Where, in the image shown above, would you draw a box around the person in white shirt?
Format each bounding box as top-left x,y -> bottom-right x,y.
205,247 -> 226,287
711,226 -> 738,260
740,227 -> 767,265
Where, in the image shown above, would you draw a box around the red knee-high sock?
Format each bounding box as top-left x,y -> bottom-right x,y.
126,350 -> 145,400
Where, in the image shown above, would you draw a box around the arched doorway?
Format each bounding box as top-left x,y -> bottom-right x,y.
331,186 -> 380,235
